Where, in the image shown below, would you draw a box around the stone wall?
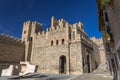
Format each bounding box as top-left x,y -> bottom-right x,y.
31,21 -> 70,74
70,42 -> 83,74
32,44 -> 69,74
91,37 -> 106,65
0,34 -> 25,63
22,17 -> 97,75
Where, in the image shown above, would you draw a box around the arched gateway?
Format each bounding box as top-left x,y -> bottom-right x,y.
59,55 -> 66,74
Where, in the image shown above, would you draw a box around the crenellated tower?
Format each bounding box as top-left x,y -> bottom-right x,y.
22,21 -> 31,42
21,20 -> 42,61
31,21 -> 42,37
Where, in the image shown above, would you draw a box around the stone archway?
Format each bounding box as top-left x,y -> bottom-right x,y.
59,55 -> 66,74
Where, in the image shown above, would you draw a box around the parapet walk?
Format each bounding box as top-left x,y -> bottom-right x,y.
0,33 -> 24,44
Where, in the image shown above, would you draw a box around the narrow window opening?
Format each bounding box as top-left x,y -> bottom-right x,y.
24,31 -> 26,34
62,39 -> 64,44
56,40 -> 58,45
51,40 -> 53,46
69,33 -> 71,40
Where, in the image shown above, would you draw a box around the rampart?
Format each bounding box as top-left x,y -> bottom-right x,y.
0,33 -> 25,63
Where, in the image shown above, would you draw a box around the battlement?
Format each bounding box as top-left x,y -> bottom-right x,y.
72,22 -> 84,29
23,20 -> 31,25
90,37 -> 103,47
51,16 -> 84,29
90,37 -> 103,42
0,33 -> 24,45
0,33 -> 25,63
32,21 -> 42,26
23,20 -> 42,27
34,17 -> 85,37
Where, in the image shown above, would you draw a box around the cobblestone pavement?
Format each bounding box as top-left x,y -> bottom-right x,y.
0,73 -> 113,80
0,73 -> 74,80
69,73 -> 113,80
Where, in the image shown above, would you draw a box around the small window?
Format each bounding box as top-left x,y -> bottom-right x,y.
51,40 -> 53,46
30,37 -> 33,41
62,39 -> 64,44
24,31 -> 26,34
56,40 -> 58,45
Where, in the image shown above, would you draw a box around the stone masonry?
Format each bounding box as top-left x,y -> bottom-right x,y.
22,17 -> 99,75
91,37 -> 106,65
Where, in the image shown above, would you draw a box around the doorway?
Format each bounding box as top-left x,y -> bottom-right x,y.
59,55 -> 66,74
87,55 -> 90,73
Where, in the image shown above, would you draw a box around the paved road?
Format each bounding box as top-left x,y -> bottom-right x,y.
0,73 -> 113,80
0,64 -> 113,80
0,73 -> 74,80
69,73 -> 113,80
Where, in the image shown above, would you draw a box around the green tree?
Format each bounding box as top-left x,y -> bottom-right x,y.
101,0 -> 110,9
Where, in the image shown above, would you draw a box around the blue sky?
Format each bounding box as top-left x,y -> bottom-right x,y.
0,0 -> 101,38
